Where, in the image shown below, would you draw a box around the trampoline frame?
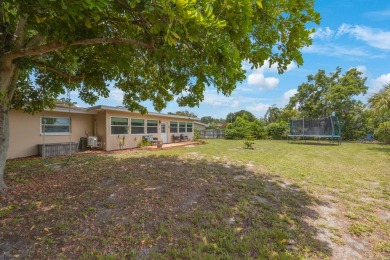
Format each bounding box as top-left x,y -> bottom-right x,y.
287,116 -> 341,145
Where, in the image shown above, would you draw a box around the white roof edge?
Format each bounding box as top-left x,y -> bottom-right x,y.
194,121 -> 209,127
88,105 -> 199,120
44,107 -> 96,114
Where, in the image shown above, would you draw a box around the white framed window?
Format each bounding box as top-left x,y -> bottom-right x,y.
187,122 -> 193,133
111,117 -> 129,135
179,122 -> 186,133
170,121 -> 178,133
147,120 -> 158,134
131,118 -> 145,134
41,117 -> 71,135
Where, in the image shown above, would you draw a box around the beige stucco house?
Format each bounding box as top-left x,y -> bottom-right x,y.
8,105 -> 196,159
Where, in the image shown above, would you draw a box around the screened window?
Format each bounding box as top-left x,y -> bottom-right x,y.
170,121 -> 178,133
111,117 -> 128,135
179,122 -> 186,133
41,117 -> 70,134
147,120 -> 158,134
187,123 -> 193,133
131,119 -> 145,134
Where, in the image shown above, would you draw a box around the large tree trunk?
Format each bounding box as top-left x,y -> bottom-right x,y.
0,57 -> 19,192
0,105 -> 10,192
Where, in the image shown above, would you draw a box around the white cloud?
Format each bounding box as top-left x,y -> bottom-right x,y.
348,65 -> 367,77
246,103 -> 269,114
203,91 -> 238,107
109,89 -> 125,103
368,73 -> 390,94
283,89 -> 297,100
247,73 -> 279,89
302,44 -> 374,58
365,9 -> 390,19
312,27 -> 335,40
355,65 -> 367,75
335,23 -> 351,38
246,60 -> 297,90
336,23 -> 390,50
286,62 -> 298,71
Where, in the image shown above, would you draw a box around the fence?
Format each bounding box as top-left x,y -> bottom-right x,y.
199,129 -> 224,139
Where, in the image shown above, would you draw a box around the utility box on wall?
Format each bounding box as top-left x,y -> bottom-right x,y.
38,143 -> 79,157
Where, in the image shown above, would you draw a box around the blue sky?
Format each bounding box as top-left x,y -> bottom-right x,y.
71,0 -> 390,119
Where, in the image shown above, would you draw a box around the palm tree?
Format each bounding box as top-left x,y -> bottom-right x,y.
264,105 -> 282,123
369,83 -> 390,113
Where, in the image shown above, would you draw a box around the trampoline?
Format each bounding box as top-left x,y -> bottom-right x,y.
288,116 -> 341,145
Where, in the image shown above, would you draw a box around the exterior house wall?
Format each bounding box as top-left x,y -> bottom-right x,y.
8,110 -> 94,159
164,117 -> 194,143
94,111 -> 107,150
101,111 -> 194,151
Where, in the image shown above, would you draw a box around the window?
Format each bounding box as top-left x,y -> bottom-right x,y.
41,117 -> 71,134
179,122 -> 186,133
147,120 -> 158,134
131,118 -> 145,134
187,123 -> 193,133
170,121 -> 178,133
111,117 -> 128,135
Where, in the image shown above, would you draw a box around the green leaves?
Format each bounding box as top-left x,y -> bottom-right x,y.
4,0 -> 319,114
287,67 -> 369,140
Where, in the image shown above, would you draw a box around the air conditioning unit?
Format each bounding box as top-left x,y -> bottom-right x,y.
87,136 -> 98,147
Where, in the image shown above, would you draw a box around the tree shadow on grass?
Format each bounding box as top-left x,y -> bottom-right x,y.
1,153 -> 332,259
366,146 -> 390,154
288,141 -> 340,146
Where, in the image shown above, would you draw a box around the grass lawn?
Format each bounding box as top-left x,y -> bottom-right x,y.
1,140 -> 389,259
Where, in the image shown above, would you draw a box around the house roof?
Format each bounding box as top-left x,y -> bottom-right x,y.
46,104 -> 199,120
194,121 -> 209,127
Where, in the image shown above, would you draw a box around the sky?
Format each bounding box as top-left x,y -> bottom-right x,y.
71,0 -> 390,120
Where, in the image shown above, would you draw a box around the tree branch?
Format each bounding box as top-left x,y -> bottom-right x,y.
6,37 -> 156,60
31,60 -> 83,83
14,15 -> 28,49
25,34 -> 43,48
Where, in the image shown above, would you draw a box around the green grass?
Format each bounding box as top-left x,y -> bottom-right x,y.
1,140 -> 389,259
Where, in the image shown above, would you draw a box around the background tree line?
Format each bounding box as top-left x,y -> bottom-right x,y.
200,67 -> 390,142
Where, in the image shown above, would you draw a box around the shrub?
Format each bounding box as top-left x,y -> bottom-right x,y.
137,139 -> 151,147
374,121 -> 390,144
243,134 -> 255,149
266,122 -> 288,140
193,129 -> 201,141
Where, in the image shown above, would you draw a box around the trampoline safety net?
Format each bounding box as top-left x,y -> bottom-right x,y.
289,117 -> 340,137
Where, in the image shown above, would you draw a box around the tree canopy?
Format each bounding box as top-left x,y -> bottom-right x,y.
369,83 -> 390,113
287,67 -> 368,139
0,0 -> 319,190
167,110 -> 197,118
226,110 -> 256,123
2,0 -> 319,114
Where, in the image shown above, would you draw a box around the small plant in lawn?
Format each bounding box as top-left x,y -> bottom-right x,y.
0,205 -> 14,217
345,211 -> 359,220
374,241 -> 390,253
243,134 -> 255,149
349,221 -> 373,236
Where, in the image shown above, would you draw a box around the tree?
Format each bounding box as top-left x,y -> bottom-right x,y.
287,67 -> 368,140
226,110 -> 256,123
168,110 -> 197,118
264,105 -> 282,123
0,0 -> 319,191
369,83 -> 390,113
